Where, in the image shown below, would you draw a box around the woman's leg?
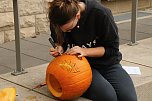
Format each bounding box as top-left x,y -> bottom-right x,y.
103,64 -> 137,101
82,68 -> 118,101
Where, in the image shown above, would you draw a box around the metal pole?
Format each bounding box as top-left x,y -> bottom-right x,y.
128,0 -> 138,45
11,0 -> 27,76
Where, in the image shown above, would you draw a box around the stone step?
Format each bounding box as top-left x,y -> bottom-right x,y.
0,61 -> 152,101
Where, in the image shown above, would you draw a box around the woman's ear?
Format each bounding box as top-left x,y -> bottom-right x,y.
48,2 -> 52,8
76,11 -> 81,19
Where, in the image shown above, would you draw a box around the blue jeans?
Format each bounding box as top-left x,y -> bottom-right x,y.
82,63 -> 137,101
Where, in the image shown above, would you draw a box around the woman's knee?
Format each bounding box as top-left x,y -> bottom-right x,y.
99,90 -> 117,101
118,90 -> 137,101
83,89 -> 117,101
83,68 -> 118,101
83,81 -> 118,101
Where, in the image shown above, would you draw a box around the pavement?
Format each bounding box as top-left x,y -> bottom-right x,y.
0,11 -> 152,101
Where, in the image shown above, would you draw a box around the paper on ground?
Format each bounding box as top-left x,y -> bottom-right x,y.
122,66 -> 141,75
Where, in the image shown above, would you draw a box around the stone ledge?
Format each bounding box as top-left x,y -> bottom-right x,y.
0,61 -> 152,101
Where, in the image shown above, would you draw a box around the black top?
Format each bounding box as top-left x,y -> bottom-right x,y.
50,0 -> 122,69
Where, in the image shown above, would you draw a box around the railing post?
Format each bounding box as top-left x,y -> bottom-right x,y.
11,0 -> 27,76
128,0 -> 139,45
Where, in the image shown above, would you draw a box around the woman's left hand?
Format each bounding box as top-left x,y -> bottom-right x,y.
65,46 -> 87,57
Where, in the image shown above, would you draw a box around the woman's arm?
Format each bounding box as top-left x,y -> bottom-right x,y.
65,46 -> 105,57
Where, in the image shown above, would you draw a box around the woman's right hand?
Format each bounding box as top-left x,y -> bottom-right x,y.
49,46 -> 63,57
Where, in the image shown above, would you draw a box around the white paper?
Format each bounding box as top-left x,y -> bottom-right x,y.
122,66 -> 141,75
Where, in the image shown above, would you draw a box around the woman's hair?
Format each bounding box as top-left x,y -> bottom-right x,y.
48,0 -> 80,45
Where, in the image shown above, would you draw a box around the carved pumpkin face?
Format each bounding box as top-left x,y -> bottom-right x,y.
0,87 -> 16,101
46,54 -> 92,100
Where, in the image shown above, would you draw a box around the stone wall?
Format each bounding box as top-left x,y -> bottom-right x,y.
0,0 -> 52,44
0,0 -> 152,44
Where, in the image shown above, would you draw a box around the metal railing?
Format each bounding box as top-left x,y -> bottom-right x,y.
12,0 -> 138,75
11,0 -> 27,76
129,0 -> 139,45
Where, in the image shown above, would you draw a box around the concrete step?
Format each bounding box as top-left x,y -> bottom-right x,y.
0,60 -> 152,101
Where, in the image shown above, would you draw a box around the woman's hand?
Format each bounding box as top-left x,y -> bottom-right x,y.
65,46 -> 105,58
49,46 -> 63,57
65,46 -> 87,57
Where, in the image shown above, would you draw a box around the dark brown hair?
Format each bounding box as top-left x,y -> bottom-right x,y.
48,0 -> 80,45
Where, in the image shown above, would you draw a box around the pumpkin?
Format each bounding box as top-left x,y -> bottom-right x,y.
0,87 -> 16,101
46,54 -> 92,100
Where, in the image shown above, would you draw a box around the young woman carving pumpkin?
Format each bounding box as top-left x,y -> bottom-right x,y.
48,0 -> 137,101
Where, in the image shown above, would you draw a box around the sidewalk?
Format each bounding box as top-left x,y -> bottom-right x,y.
0,14 -> 152,100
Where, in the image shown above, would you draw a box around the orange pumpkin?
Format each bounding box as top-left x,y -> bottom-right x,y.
46,54 -> 92,100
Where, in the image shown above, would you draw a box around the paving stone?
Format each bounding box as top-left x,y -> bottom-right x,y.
0,48 -> 48,71
119,29 -> 152,41
23,33 -> 51,46
137,17 -> 152,26
0,65 -> 12,74
0,39 -> 53,61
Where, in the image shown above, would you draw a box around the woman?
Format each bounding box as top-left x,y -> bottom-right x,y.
48,0 -> 137,101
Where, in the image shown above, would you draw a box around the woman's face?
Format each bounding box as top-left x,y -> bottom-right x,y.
60,11 -> 80,32
60,17 -> 78,32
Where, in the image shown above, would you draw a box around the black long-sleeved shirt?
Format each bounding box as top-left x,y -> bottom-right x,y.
50,0 -> 122,69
